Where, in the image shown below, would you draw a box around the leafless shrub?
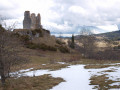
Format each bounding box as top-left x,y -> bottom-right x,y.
0,25 -> 28,85
88,49 -> 120,60
78,27 -> 96,57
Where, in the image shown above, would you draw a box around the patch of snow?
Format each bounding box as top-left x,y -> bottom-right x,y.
42,64 -> 46,65
57,62 -> 66,64
19,68 -> 33,73
20,65 -> 94,90
87,65 -> 120,89
109,82 -> 120,86
50,65 -> 93,90
107,67 -> 120,81
23,70 -> 49,77
17,64 -> 120,90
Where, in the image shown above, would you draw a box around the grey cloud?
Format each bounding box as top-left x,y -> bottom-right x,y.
0,1 -> 20,19
0,0 -> 120,34
51,0 -> 120,26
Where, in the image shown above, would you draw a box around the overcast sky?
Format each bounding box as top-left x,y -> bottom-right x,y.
0,0 -> 120,36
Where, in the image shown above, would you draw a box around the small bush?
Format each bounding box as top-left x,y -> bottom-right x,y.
35,29 -> 43,37
26,43 -> 57,51
88,49 -> 120,60
21,35 -> 30,42
45,30 -> 50,34
38,44 -> 57,51
26,42 -> 38,49
56,39 -> 65,45
112,41 -> 119,45
58,46 -> 70,53
12,33 -> 20,38
31,29 -> 43,37
31,30 -> 36,36
56,40 -> 62,45
113,45 -> 120,50
38,43 -> 48,51
48,46 -> 57,51
27,31 -> 29,34
42,29 -> 50,34
69,42 -> 75,49
0,24 -> 5,32
35,29 -> 42,33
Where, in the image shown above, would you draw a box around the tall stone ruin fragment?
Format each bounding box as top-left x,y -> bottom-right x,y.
23,11 -> 41,29
23,11 -> 31,29
31,13 -> 36,29
36,14 -> 41,29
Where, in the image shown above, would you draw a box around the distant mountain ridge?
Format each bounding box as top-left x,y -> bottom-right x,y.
74,30 -> 120,41
95,30 -> 120,40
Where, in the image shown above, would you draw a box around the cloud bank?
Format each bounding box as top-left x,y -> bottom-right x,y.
0,0 -> 120,35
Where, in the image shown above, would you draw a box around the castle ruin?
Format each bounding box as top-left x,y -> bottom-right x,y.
23,11 -> 41,29
14,11 -> 50,38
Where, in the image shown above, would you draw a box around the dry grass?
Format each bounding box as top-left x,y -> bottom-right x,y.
84,62 -> 120,69
32,36 -> 57,46
84,64 -> 112,69
12,47 -> 120,72
0,74 -> 64,90
102,70 -> 115,72
1,46 -> 120,90
96,41 -> 107,48
30,63 -> 69,71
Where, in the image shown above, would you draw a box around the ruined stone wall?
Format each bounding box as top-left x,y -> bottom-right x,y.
23,11 -> 41,29
23,11 -> 31,29
31,13 -> 36,29
36,13 -> 41,29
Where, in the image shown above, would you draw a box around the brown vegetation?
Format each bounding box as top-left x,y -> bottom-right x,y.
84,64 -> 112,69
0,74 -> 64,90
90,74 -> 120,90
0,25 -> 29,85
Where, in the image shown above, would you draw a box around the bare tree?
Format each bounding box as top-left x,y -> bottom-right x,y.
0,16 -> 18,31
59,32 -> 63,39
0,23 -> 28,85
80,26 -> 93,36
79,27 -> 96,57
3,21 -> 18,31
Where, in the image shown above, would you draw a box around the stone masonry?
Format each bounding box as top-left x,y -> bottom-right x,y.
23,11 -> 31,29
23,11 -> 41,29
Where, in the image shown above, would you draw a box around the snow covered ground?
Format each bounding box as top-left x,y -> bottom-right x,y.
50,65 -> 93,90
18,63 -> 120,90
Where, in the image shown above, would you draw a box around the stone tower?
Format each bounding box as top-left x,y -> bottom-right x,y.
36,13 -> 41,29
23,11 -> 31,29
23,11 -> 41,29
31,13 -> 36,29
